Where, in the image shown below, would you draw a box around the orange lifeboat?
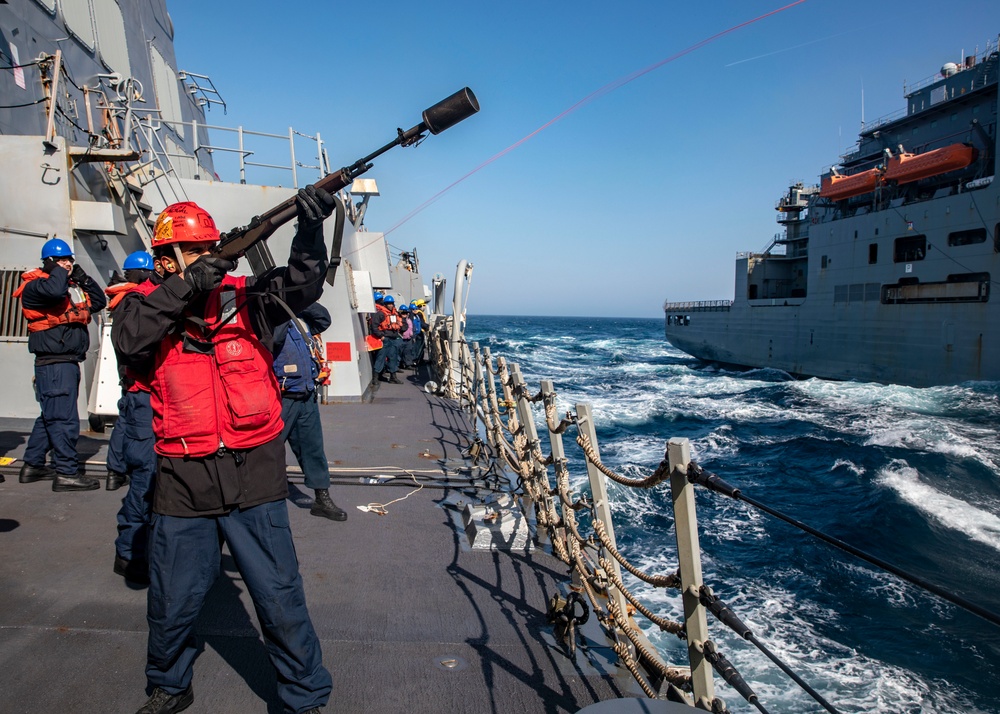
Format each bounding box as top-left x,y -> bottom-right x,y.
884,143 -> 977,185
819,168 -> 882,201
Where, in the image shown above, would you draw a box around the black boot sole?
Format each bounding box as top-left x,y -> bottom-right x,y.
310,506 -> 348,521
52,478 -> 100,492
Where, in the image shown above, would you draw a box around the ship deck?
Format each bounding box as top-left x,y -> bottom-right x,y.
0,365 -> 629,713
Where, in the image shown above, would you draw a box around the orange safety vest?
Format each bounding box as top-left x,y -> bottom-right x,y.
379,307 -> 402,333
13,269 -> 92,332
105,281 -> 143,310
149,275 -> 283,458
106,280 -> 158,393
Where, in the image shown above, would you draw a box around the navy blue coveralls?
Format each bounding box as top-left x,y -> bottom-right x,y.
111,219 -> 332,713
372,308 -> 403,375
273,302 -> 332,492
108,387 -> 156,564
20,265 -> 106,475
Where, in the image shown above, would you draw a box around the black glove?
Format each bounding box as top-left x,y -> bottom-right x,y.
41,258 -> 59,274
183,256 -> 235,294
70,263 -> 89,284
295,184 -> 335,231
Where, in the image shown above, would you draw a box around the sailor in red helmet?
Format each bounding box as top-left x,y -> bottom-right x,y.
112,187 -> 335,714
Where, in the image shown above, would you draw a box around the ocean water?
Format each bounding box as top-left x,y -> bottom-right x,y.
465,314 -> 1000,714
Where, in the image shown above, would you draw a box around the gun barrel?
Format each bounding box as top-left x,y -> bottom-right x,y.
422,87 -> 480,135
214,87 -> 479,263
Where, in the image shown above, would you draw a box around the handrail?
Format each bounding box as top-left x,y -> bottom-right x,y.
103,107 -> 328,189
419,320 -> 869,712
663,300 -> 732,312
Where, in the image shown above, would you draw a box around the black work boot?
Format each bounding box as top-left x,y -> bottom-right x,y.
135,685 -> 193,714
388,372 -> 402,384
19,463 -> 56,483
107,470 -> 129,491
52,473 -> 100,492
311,489 -> 347,521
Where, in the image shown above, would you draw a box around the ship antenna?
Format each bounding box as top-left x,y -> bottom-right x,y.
860,78 -> 865,129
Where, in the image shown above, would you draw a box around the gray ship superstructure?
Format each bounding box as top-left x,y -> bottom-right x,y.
1,0 -> 428,420
664,37 -> 999,387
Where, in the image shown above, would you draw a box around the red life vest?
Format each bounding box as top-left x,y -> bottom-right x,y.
149,275 -> 283,458
13,269 -> 92,332
379,307 -> 402,333
106,280 -> 159,393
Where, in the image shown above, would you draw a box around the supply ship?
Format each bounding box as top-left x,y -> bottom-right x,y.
664,36 -> 999,387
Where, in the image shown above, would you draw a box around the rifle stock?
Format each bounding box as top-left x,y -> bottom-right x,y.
211,87 -> 479,272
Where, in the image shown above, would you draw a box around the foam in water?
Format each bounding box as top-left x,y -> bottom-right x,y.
467,316 -> 1000,711
878,463 -> 1000,552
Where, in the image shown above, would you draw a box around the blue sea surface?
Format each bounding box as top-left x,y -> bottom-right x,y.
465,314 -> 1000,714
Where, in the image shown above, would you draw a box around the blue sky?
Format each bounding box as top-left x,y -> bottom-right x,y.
166,0 -> 1000,317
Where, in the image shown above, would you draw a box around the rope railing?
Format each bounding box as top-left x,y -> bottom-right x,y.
440,339 -> 853,713
456,343 -> 727,710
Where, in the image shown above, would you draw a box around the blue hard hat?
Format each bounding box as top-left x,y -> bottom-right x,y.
409,303 -> 418,311
399,303 -> 410,312
373,291 -> 384,301
41,238 -> 73,260
123,251 -> 154,271
383,295 -> 395,304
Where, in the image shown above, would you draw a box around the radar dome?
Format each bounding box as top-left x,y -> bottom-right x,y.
941,62 -> 959,77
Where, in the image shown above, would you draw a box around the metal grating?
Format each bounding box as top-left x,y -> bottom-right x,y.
1,270 -> 30,339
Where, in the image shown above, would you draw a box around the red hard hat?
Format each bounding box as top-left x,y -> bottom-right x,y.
152,202 -> 220,247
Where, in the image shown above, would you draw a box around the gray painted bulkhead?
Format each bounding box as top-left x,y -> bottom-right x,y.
0,0 -> 421,416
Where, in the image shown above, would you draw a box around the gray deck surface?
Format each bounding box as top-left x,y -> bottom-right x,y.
0,366 -> 629,713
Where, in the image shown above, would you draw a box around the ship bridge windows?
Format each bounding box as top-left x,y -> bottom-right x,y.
149,45 -> 185,140
893,234 -> 926,262
51,0 -> 131,77
92,0 -> 130,78
948,228 -> 986,246
61,0 -> 97,51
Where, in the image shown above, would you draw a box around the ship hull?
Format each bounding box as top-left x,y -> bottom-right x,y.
666,298 -> 995,387
666,186 -> 999,387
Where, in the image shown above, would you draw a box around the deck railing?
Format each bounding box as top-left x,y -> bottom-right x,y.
662,299 -> 732,313
419,322 -> 718,707
419,309 -> 1000,713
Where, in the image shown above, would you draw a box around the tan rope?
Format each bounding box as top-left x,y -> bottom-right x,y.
577,433 -> 671,489
594,519 -> 680,588
609,599 -> 691,687
600,556 -> 684,635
